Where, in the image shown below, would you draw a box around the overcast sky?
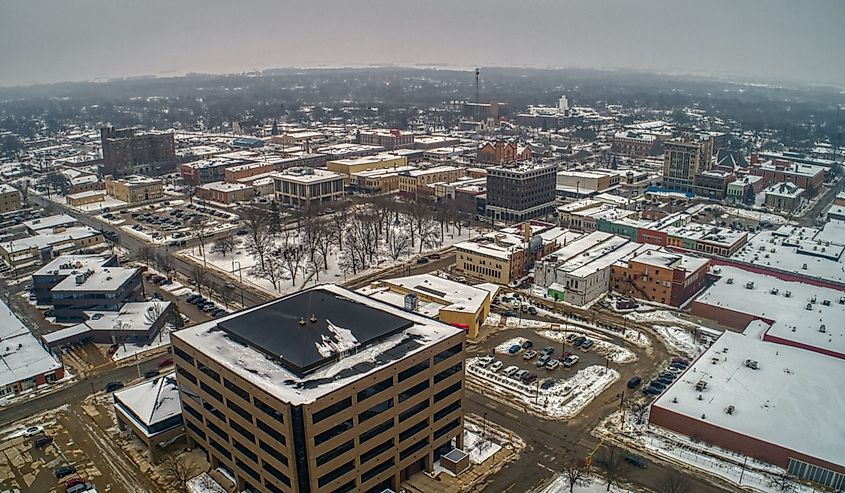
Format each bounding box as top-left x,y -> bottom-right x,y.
1,0 -> 843,87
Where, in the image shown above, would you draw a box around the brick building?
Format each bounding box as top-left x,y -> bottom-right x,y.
100,127 -> 176,177
486,163 -> 557,222
610,248 -> 709,306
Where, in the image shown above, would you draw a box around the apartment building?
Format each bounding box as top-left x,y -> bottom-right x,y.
357,129 -> 415,150
397,166 -> 464,197
105,175 -> 164,204
172,285 -> 466,493
0,184 -> 21,213
271,167 -> 345,209
100,126 -> 176,177
662,136 -> 714,192
611,131 -> 663,157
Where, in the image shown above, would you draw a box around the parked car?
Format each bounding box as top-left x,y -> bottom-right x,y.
502,365 -> 519,377
143,369 -> 160,379
67,483 -> 93,493
536,354 -> 551,367
520,304 -> 530,313
625,455 -> 648,468
502,310 -> 517,317
477,356 -> 494,367
541,379 -> 556,389
627,376 -> 642,388
670,361 -> 688,370
489,361 -> 503,372
565,333 -> 578,343
522,350 -> 538,360
545,359 -> 561,370
54,465 -> 77,478
158,358 -> 173,367
649,380 -> 667,390
540,346 -> 555,356
580,339 -> 594,350
105,381 -> 124,392
659,371 -> 676,380
528,306 -> 538,315
557,351 -> 573,363
521,340 -> 533,349
508,344 -> 521,355
24,426 -> 43,437
428,253 -> 441,260
33,435 -> 53,448
573,336 -> 586,347
415,257 -> 429,264
643,386 -> 662,395
671,357 -> 689,365
65,478 -> 85,489
513,369 -> 528,381
563,355 -> 580,367
212,309 -> 227,318
522,372 -> 538,384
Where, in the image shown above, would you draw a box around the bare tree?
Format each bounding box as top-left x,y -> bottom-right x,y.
144,302 -> 166,326
244,229 -> 273,272
190,265 -> 208,296
562,459 -> 590,493
190,218 -> 212,264
210,236 -> 236,257
417,213 -> 441,252
657,471 -> 691,493
18,180 -> 29,206
385,227 -> 412,261
769,474 -> 797,493
250,255 -> 286,290
220,283 -> 234,309
160,454 -> 203,493
168,304 -> 185,330
599,445 -> 624,492
156,252 -> 174,274
329,201 -> 350,250
279,237 -> 306,286
305,251 -> 325,284
137,245 -> 156,266
312,222 -> 334,271
40,171 -> 70,197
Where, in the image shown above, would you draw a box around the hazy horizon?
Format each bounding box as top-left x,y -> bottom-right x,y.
1,0 -> 844,88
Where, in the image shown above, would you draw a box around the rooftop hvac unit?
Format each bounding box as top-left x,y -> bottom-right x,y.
822,299 -> 831,306
770,288 -> 779,295
404,293 -> 418,312
745,281 -> 754,289
725,405 -> 735,415
805,303 -> 813,311
695,380 -> 708,391
744,359 -> 758,370
726,278 -> 734,284
811,295 -> 817,304
839,297 -> 845,305
819,325 -> 827,333
75,274 -> 86,285
784,291 -> 792,298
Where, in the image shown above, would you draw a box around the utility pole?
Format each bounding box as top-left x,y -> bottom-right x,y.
475,68 -> 480,104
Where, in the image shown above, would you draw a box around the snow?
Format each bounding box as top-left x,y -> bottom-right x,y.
461,427 -> 502,465
495,337 -> 526,354
467,357 -> 619,420
625,310 -> 699,329
0,298 -> 63,390
540,474 -> 634,493
187,473 -> 227,493
536,330 -> 636,364
652,330 -> 845,468
113,372 -> 181,432
174,284 -> 462,405
113,324 -> 174,361
653,325 -> 707,358
314,321 -> 360,358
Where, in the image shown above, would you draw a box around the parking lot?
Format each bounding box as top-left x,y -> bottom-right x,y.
101,200 -> 238,245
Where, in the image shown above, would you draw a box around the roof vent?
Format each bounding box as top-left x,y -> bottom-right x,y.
725,405 -> 735,415
298,317 -> 306,325
819,325 -> 827,333
309,314 -> 318,323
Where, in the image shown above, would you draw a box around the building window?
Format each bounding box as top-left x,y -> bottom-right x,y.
183,402 -> 203,422
361,438 -> 393,464
313,418 -> 353,446
262,461 -> 292,487
358,398 -> 393,423
399,437 -> 429,461
186,421 -> 206,441
360,418 -> 393,444
254,396 -> 284,423
177,366 -> 197,385
227,399 -> 253,423
173,346 -> 194,365
434,400 -> 461,423
256,419 -> 286,445
434,362 -> 462,384
259,440 -> 289,466
224,378 -> 250,401
236,458 -> 260,481
207,421 -> 229,442
312,396 -> 352,424
398,360 -> 430,383
434,418 -> 461,440
209,439 -> 231,460
399,380 -> 430,403
316,439 -> 354,467
434,381 -> 461,403
317,460 -> 355,488
398,399 -> 429,423
203,401 -> 226,422
356,377 -> 393,402
230,419 -> 255,443
399,417 -> 429,442
197,362 -> 220,383
330,480 -> 356,493
362,458 -> 394,484
434,343 -> 463,364
200,382 -> 223,403
233,440 -> 258,463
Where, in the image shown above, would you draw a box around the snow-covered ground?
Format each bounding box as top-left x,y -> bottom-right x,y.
540,474 -> 634,493
536,330 -> 636,364
495,337 -> 527,354
653,325 -> 708,358
462,428 -> 502,465
467,357 -> 619,420
187,473 -> 227,493
113,325 -> 173,361
624,310 -> 699,329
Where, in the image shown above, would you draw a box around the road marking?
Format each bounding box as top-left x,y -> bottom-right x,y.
538,462 -> 556,472
485,402 -> 499,409
505,411 -> 519,420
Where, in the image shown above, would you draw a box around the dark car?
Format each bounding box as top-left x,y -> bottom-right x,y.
158,358 -> 173,367
33,435 -> 53,448
573,336 -> 586,347
541,379 -> 556,389
236,229 -> 248,236
191,297 -> 207,305
649,380 -> 667,390
642,386 -> 662,395
671,357 -> 689,365
502,310 -> 517,317
627,376 -> 642,388
521,372 -> 538,384
540,346 -> 555,356
212,309 -> 227,317
55,465 -> 77,478
657,376 -> 674,386
143,369 -> 160,379
415,257 -> 429,264
65,478 -> 85,488
508,344 -> 521,355
624,455 -> 648,468
105,381 -> 124,392
521,340 -> 533,349
659,371 -> 677,380
670,362 -> 688,371
428,253 -> 441,260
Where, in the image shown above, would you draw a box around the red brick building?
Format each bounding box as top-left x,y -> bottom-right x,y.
610,248 -> 709,306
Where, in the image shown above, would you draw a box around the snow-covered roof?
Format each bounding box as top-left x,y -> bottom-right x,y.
1,226 -> 101,254
22,214 -> 77,232
627,248 -> 709,276
33,254 -> 113,277
173,284 -> 462,405
199,181 -> 252,192
51,266 -> 138,293
0,299 -> 63,389
358,274 -> 491,316
652,329 -> 845,468
114,372 -> 181,432
0,183 -> 18,194
696,265 -> 845,357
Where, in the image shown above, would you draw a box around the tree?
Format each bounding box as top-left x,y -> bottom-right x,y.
312,222 -> 334,271
190,265 -> 208,296
144,302 -> 166,326
168,305 -> 185,330
385,227 -> 412,260
137,245 -> 155,266
305,251 -> 325,284
250,255 -> 286,290
40,172 -> 70,197
160,454 -> 203,493
657,471 -> 691,493
242,207 -> 271,269
244,229 -> 273,272
743,186 -> 756,205
279,237 -> 306,286
769,474 -> 797,493
220,283 -> 234,309
156,252 -> 174,274
269,200 -> 282,237
18,180 -> 29,206
598,445 -> 624,492
210,236 -> 236,257
562,459 -> 590,493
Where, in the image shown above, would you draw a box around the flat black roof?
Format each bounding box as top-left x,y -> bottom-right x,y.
217,288 -> 414,376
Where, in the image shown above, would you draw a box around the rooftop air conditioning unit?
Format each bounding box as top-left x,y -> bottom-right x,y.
725,405 -> 735,415
770,288 -> 779,295
744,359 -> 758,369
784,291 -> 792,298
726,278 -> 734,284
745,281 -> 754,289
819,325 -> 826,333
805,303 -> 813,311
822,299 -> 831,306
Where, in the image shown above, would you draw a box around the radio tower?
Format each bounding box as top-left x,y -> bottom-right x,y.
475,67 -> 480,103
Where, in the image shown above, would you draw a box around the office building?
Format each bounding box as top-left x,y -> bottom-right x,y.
0,184 -> 21,213
172,285 -> 466,493
662,136 -> 714,192
271,167 -> 345,209
105,175 -> 164,204
486,163 -> 557,222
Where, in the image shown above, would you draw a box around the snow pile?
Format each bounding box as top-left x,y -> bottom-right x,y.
625,310 -> 699,329
653,325 -> 704,358
484,312 -> 502,327
314,320 -> 360,358
541,474 -> 633,493
494,337 -> 526,354
462,428 -> 502,465
187,473 -> 227,493
536,330 -> 636,364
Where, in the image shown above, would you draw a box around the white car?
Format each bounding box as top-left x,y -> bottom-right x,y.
502,365 -> 519,377
563,355 -> 580,367
24,425 -> 44,437
489,361 -> 504,372
477,356 -> 494,367
545,359 -> 561,370
513,369 -> 528,380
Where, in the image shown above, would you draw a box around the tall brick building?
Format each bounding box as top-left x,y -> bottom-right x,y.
486,163 -> 557,222
101,126 -> 176,177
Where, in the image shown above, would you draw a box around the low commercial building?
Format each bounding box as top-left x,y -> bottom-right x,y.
349,166 -> 416,193
32,254 -> 118,305
609,248 -> 709,307
326,154 -> 408,176
23,214 -> 77,234
357,129 -> 415,150
0,298 -> 65,398
555,170 -> 620,198
196,182 -> 257,205
271,167 -> 345,209
0,226 -> 104,270
113,372 -> 184,463
172,285 -> 465,493
358,274 -> 492,339
66,189 -> 107,207
764,182 -> 805,212
0,183 -> 21,213
649,329 -> 845,490
42,301 -> 173,347
398,166 -> 464,198
46,265 -> 143,322
749,159 -> 825,196
725,175 -> 765,204
105,175 -> 164,203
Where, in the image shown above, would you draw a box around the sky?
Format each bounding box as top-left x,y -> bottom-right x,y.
1,0 -> 843,87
